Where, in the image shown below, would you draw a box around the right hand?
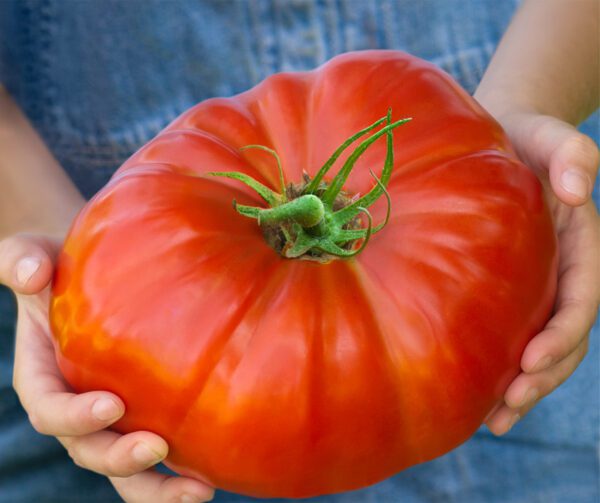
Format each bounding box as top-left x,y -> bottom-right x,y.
1,233 -> 215,503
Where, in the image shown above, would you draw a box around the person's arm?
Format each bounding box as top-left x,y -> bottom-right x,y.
474,0 -> 600,435
0,85 -> 84,238
476,0 -> 598,125
0,87 -> 214,503
475,0 -> 599,204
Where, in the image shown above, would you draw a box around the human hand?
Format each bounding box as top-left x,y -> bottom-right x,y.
482,111 -> 600,435
1,233 -> 215,503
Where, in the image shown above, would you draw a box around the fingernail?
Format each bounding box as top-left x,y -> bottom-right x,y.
520,387 -> 539,407
181,493 -> 213,503
532,355 -> 553,373
132,442 -> 165,466
561,169 -> 589,199
91,398 -> 122,422
16,257 -> 41,286
507,413 -> 520,432
180,496 -> 200,503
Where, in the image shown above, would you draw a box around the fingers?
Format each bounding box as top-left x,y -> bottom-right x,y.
486,336 -> 589,435
27,391 -> 125,437
13,303 -> 125,437
505,337 -> 589,410
0,233 -> 60,294
509,114 -> 599,206
486,201 -> 597,436
548,127 -> 598,206
60,430 -> 168,478
110,470 -> 215,503
1,233 -> 212,502
522,201 -> 599,373
521,300 -> 596,373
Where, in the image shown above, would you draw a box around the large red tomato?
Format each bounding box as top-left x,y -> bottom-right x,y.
50,51 -> 557,498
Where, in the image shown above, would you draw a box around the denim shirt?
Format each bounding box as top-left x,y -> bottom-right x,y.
0,1 -> 598,502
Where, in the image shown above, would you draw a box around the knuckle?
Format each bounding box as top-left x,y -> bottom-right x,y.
530,116 -> 553,158
0,239 -> 15,286
562,296 -> 597,313
66,444 -> 85,469
520,401 -> 538,418
27,400 -> 51,434
548,300 -> 596,339
0,234 -> 27,261
550,367 -> 571,391
530,116 -> 556,154
71,455 -> 86,470
63,398 -> 86,434
102,452 -> 122,477
104,449 -> 134,477
578,337 -> 590,360
558,133 -> 599,165
27,411 -> 46,434
11,375 -> 23,401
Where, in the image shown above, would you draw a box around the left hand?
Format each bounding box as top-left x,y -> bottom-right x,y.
484,111 -> 600,435
2,233 -> 215,503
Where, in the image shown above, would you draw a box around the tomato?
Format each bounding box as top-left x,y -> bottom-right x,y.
50,50 -> 557,498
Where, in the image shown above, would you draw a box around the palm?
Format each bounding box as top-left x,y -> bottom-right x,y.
14,287 -> 65,419
3,234 -> 215,502
550,195 -> 597,308
484,113 -> 599,434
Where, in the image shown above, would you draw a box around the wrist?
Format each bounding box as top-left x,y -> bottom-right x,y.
0,88 -> 86,242
474,79 -> 545,125
474,0 -> 599,127
0,199 -> 85,242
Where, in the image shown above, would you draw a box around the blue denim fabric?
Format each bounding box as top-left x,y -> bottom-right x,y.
0,1 -> 598,502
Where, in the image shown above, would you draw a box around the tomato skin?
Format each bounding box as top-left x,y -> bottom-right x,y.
50,51 -> 557,498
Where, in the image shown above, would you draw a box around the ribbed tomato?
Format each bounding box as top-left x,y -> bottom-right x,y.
50,51 -> 557,498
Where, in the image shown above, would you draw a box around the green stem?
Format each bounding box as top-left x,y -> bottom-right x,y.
207,171 -> 282,206
240,145 -> 287,201
206,109 -> 410,261
305,219 -> 329,237
258,194 -> 325,230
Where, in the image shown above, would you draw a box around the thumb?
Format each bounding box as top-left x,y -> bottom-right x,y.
0,234 -> 61,295
506,114 -> 599,206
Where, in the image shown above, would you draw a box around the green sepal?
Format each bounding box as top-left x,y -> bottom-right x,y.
303,116 -> 388,195
232,201 -> 262,219
240,145 -> 287,200
207,109 -> 408,262
314,207 -> 373,258
283,229 -> 319,258
321,117 -> 411,207
332,167 -> 392,229
207,171 -> 282,206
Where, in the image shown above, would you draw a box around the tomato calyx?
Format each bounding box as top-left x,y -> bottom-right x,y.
209,111 -> 411,262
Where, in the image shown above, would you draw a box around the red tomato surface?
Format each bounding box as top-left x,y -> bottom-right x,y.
50,51 -> 557,498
